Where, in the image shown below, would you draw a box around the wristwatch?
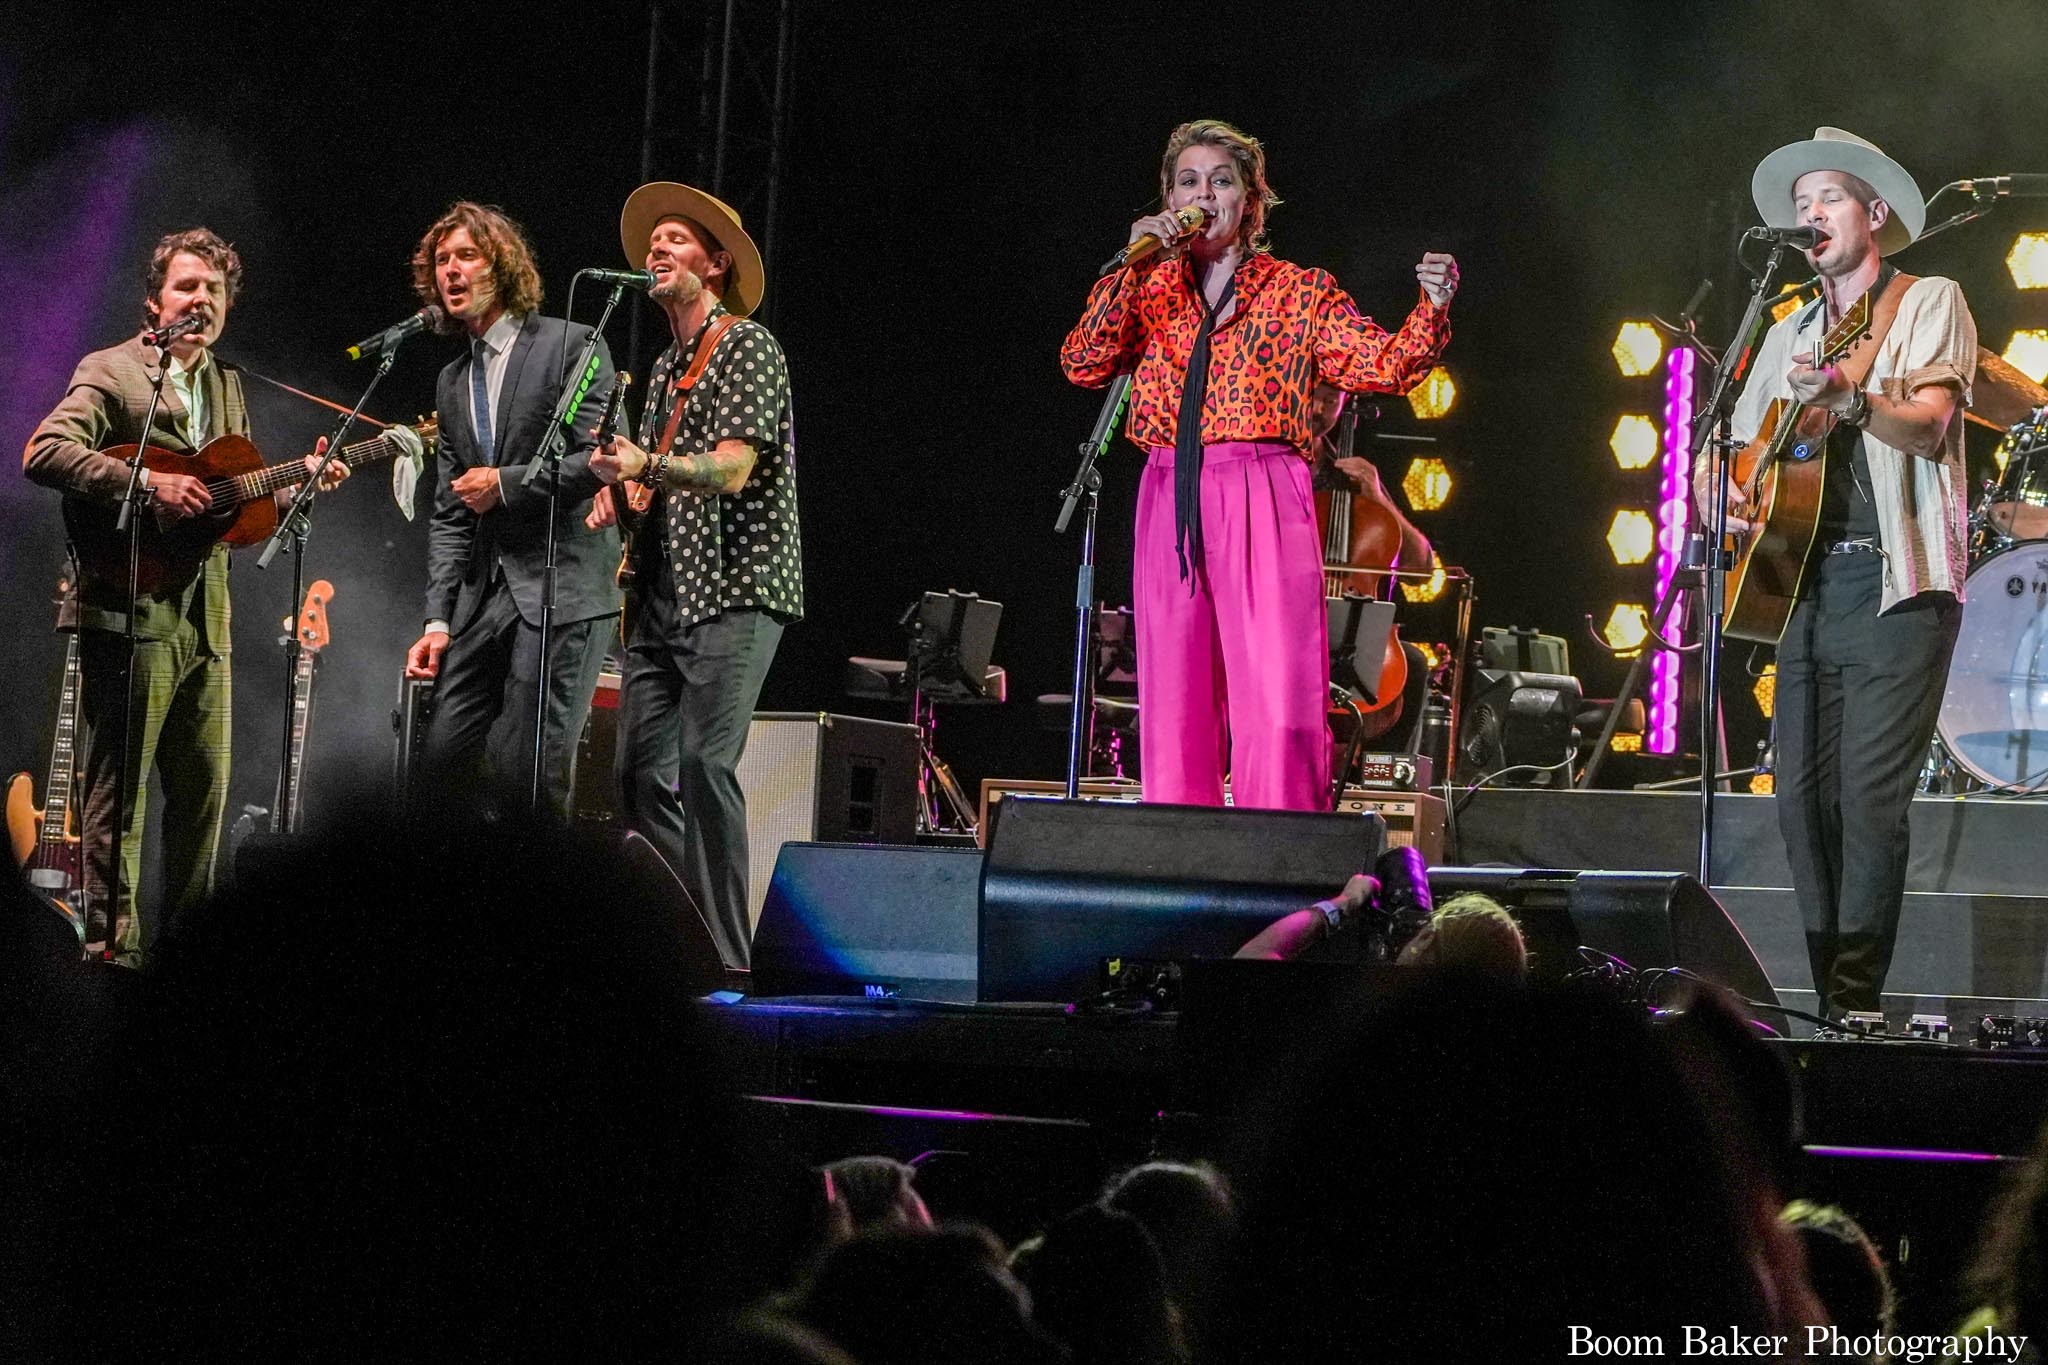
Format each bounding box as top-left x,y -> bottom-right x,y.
1312,898 -> 1346,934
1836,388 -> 1871,429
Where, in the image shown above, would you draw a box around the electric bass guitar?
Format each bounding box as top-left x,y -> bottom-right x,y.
1721,288 -> 1878,643
68,417 -> 438,597
272,579 -> 334,834
6,579 -> 87,936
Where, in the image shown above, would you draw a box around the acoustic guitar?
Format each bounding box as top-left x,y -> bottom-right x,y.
68,417 -> 438,597
1721,289 -> 1876,644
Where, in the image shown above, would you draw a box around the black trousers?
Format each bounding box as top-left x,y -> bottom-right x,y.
421,579 -> 612,820
616,608 -> 782,970
1774,552 -> 1960,1017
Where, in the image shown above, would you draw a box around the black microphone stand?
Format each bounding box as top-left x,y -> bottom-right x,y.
1685,233 -> 1799,887
519,274 -> 627,817
102,330 -> 178,955
256,347 -> 396,834
1056,372 -> 1133,796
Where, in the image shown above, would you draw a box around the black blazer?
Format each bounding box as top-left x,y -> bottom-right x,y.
423,314 -> 622,632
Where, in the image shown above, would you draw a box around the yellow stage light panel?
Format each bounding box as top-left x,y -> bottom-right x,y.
1415,641 -> 1442,669
1606,509 -> 1655,565
1406,366 -> 1456,419
1609,415 -> 1660,470
1770,282 -> 1808,324
1612,322 -> 1663,377
1401,553 -> 1448,604
1750,772 -> 1775,795
1402,456 -> 1452,511
2003,330 -> 2048,385
2009,233 -> 2048,290
1602,602 -> 1649,655
1753,663 -> 1776,720
1609,732 -> 1643,754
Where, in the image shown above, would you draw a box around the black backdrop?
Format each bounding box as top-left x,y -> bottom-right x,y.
5,0 -> 2046,838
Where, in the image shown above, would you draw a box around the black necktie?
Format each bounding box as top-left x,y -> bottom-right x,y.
1174,270 -> 1236,583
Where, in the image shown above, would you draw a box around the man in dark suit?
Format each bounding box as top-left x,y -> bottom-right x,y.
403,202 -> 619,816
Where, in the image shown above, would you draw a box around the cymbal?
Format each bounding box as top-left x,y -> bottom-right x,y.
1972,346 -> 2048,431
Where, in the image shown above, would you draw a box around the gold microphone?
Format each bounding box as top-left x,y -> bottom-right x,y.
1099,206 -> 1208,276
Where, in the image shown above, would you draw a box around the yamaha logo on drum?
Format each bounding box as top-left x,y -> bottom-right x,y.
2010,577 -> 2026,598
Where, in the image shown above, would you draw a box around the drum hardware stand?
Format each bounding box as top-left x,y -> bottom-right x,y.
1056,372 -> 1133,798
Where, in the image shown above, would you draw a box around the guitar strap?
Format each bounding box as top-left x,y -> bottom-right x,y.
1831,270 -> 1917,393
629,313 -> 741,516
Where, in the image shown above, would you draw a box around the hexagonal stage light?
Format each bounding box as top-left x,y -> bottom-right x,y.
1770,282 -> 1810,324
1400,552 -> 1447,604
1609,415 -> 1659,470
2009,233 -> 2048,290
1753,663 -> 1776,720
1406,366 -> 1457,420
1611,322 -> 1663,377
2003,330 -> 2048,385
1601,602 -> 1649,655
1402,457 -> 1452,511
1606,509 -> 1654,565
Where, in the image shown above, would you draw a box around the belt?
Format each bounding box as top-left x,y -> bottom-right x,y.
1825,537 -> 1880,556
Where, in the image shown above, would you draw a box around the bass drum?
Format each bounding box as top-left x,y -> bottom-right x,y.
1938,541 -> 2048,791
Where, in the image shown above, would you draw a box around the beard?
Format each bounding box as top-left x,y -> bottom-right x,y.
650,268 -> 705,305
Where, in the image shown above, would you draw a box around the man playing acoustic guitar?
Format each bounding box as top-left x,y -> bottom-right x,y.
1703,129 -> 1975,1022
24,229 -> 345,962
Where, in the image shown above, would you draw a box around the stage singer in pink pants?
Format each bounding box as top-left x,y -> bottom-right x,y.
1061,118 -> 1459,810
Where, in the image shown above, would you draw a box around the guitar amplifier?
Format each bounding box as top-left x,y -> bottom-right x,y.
979,779 -> 1445,864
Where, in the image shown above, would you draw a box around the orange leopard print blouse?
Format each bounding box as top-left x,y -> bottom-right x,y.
1061,250 -> 1451,454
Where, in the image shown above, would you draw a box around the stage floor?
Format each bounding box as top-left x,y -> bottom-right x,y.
1453,788 -> 2048,1022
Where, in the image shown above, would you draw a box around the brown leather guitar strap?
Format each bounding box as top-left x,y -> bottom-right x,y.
655,313 -> 741,455
628,313 -> 741,514
1834,271 -> 1916,391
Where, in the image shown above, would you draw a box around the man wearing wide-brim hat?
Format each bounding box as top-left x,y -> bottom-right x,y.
1702,127 -> 1974,1022
590,181 -> 801,972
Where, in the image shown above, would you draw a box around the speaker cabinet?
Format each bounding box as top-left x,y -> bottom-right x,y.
737,713 -> 921,932
979,779 -> 1443,862
752,842 -> 983,1001
979,797 -> 1386,1003
1426,866 -> 1780,1007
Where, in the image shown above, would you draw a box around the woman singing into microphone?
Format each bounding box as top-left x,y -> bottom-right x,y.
1062,118 -> 1458,811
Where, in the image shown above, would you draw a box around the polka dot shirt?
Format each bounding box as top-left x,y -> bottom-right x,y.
631,306 -> 803,631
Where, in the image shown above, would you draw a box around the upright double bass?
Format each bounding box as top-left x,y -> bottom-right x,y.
1315,409 -> 1407,741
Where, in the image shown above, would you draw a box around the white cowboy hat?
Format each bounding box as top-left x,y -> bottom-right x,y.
619,181 -> 765,317
1750,127 -> 1925,257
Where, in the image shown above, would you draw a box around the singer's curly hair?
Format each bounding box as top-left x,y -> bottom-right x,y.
1158,119 -> 1282,254
143,228 -> 243,323
410,202 -> 544,325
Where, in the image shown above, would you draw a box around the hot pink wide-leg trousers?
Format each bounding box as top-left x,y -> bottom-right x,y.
1133,441 -> 1330,811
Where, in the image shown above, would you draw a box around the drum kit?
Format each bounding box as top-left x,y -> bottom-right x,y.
1928,349 -> 2048,793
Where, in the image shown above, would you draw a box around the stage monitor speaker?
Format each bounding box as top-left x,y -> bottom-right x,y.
737,713 -> 922,933
1426,866 -> 1779,1007
979,798 -> 1386,1003
751,842 -> 982,1001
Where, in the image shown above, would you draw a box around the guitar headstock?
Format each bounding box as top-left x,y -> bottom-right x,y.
597,372 -> 633,444
295,579 -> 334,654
1820,288 -> 1874,364
412,414 -> 440,456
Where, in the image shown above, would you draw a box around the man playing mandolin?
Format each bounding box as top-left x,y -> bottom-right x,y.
1703,129 -> 1975,1022
23,228 -> 345,962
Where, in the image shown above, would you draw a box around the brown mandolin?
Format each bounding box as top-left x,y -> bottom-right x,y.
1316,410 -> 1408,740
68,418 -> 438,598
